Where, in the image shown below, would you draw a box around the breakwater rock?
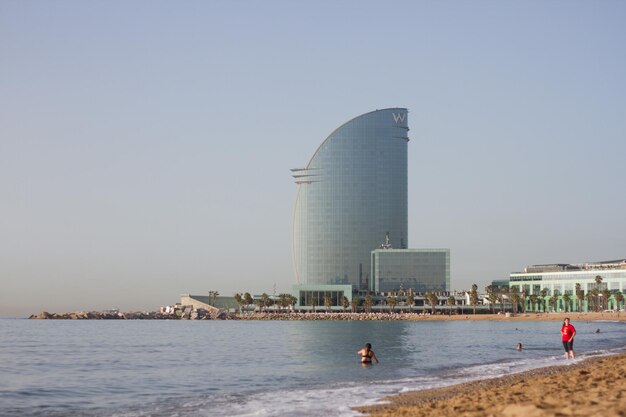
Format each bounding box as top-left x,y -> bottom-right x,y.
28,310 -> 202,320
29,310 -> 440,321
226,312 -> 432,321
29,311 -> 171,320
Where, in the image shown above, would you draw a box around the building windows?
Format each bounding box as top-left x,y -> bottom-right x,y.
298,291 -> 344,307
510,263 -> 626,312
371,249 -> 450,293
292,109 -> 408,288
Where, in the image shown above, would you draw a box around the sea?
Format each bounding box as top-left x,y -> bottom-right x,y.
1,318 -> 625,417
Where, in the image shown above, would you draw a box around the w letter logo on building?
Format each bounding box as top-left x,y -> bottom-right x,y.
392,113 -> 406,123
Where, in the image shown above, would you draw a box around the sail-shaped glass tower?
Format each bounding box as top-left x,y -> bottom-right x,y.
291,108 -> 409,289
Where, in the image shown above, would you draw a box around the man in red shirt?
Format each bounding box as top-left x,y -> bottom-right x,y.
561,317 -> 576,359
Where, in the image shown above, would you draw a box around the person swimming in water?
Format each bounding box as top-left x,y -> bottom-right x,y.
357,343 -> 379,364
516,342 -> 523,351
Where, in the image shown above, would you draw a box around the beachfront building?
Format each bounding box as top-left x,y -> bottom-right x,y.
490,279 -> 510,290
178,293 -> 225,317
370,248 -> 450,293
290,283 -> 467,313
291,284 -> 353,311
291,108 -> 409,289
509,259 -> 626,312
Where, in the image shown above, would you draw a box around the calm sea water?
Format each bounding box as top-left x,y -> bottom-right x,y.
1,318 -> 625,417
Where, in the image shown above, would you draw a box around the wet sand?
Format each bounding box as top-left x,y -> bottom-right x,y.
356,352 -> 626,417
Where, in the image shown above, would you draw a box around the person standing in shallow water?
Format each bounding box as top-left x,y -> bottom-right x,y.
357,343 -> 379,364
561,317 -> 576,359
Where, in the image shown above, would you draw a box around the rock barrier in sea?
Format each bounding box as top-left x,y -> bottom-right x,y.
28,311 -> 177,320
27,308 -> 221,320
225,312 -> 436,320
28,310 -> 444,321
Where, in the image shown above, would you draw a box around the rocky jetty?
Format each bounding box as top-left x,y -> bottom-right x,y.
28,308 -> 220,320
225,312 -> 429,320
28,310 -> 429,321
29,311 -> 169,320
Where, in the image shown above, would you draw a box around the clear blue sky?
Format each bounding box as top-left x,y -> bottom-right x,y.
1,1 -> 625,316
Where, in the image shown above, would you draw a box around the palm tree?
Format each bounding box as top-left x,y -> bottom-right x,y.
562,293 -> 571,313
499,287 -> 509,312
613,291 -> 623,314
595,275 -> 603,311
586,292 -> 594,312
602,289 -> 611,311
351,296 -> 361,313
510,286 -> 520,314
575,283 -> 583,313
260,293 -> 272,312
243,292 -> 254,310
529,294 -> 538,312
278,293 -> 292,312
469,284 -> 479,314
387,296 -> 398,313
426,292 -> 438,315
589,288 -> 599,312
548,296 -> 557,312
364,293 -> 374,313
309,296 -> 317,313
486,286 -> 498,314
234,293 -> 245,314
447,295 -> 456,316
209,290 -> 220,306
289,295 -> 298,311
539,288 -> 548,313
341,296 -> 350,312
407,288 -> 415,313
323,293 -> 333,312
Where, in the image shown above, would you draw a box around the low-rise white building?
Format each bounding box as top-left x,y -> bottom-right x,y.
509,259 -> 626,312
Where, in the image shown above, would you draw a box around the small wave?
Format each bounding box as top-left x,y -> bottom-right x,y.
104,347 -> 626,417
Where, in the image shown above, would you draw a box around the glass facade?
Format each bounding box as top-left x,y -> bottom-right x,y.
371,249 -> 450,293
509,270 -> 626,297
509,268 -> 626,312
291,284 -> 353,309
292,109 -> 409,288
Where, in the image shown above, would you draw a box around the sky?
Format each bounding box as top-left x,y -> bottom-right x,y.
1,1 -> 625,317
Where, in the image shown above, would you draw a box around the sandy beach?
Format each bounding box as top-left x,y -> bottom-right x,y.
356,351 -> 626,417
400,311 -> 626,322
